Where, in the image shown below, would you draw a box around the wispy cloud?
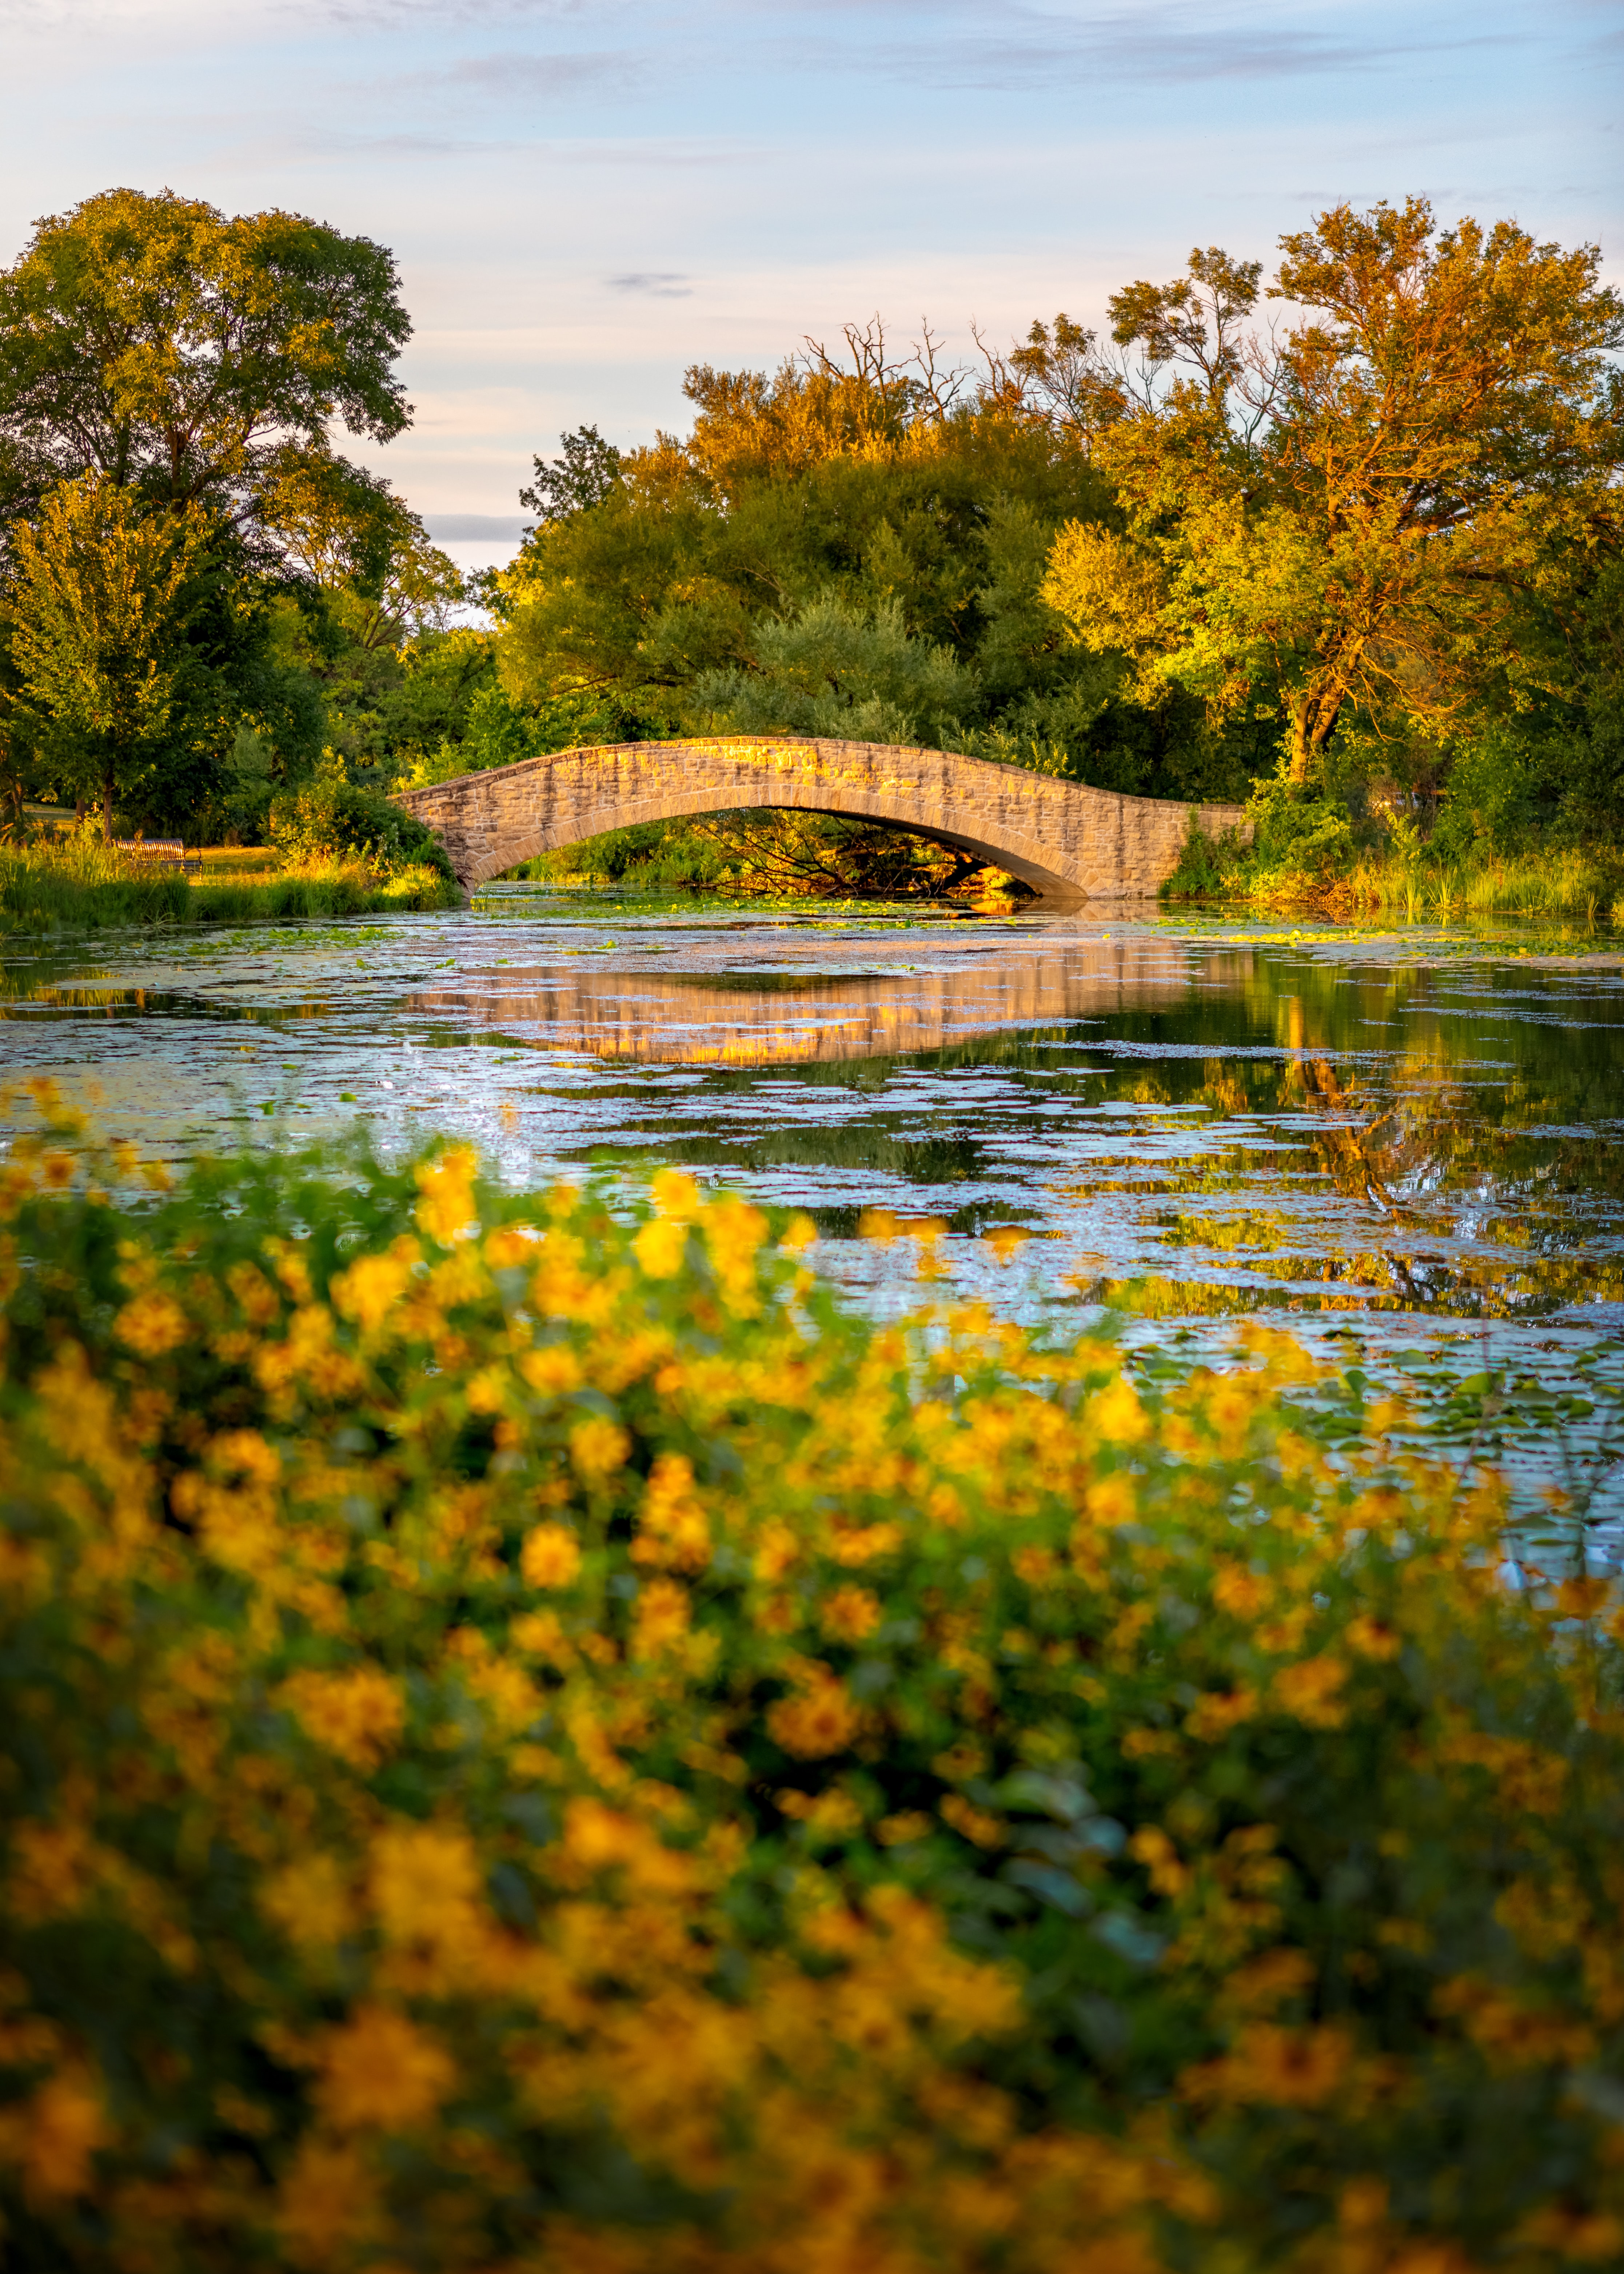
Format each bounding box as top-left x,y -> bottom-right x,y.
874,24 -> 1400,91
781,3 -> 1523,92
438,47 -> 647,95
607,271 -> 693,295
308,0 -> 614,27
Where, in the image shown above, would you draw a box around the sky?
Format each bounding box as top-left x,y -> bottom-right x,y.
1,0 -> 1617,577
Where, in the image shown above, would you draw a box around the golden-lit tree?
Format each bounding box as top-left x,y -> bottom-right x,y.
1042,200 -> 1624,783
255,451 -> 463,652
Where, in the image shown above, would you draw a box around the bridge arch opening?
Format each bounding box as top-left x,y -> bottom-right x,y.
454,782 -> 1078,899
483,803 -> 1037,901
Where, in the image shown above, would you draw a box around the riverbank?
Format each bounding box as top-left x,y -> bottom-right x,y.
0,837 -> 459,932
1166,820 -> 1624,922
186,860 -> 458,924
1334,843 -> 1624,923
1,1112 -> 1620,2270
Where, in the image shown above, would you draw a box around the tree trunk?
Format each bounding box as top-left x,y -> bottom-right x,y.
1287,687 -> 1343,786
1286,699 -> 1312,786
103,759 -> 115,843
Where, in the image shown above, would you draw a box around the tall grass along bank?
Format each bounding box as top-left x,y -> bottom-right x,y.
1336,847 -> 1624,927
186,861 -> 457,925
1,837 -> 458,932
1162,810 -> 1624,923
0,833 -> 188,931
0,1101 -> 1620,2271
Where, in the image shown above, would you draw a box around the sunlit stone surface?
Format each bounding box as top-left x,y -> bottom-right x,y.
394,736 -> 1249,902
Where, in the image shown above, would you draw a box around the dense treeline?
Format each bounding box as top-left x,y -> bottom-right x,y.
488,340 -> 1269,805
0,187 -> 1618,900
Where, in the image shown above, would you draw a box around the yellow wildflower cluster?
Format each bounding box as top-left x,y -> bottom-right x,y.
0,1103 -> 1620,2270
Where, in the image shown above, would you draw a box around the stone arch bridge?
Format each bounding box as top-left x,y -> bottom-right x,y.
394,736 -> 1248,903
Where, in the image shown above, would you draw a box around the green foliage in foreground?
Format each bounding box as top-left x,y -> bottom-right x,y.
0,1117 -> 1620,2270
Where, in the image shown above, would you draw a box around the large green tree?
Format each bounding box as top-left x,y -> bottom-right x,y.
1042,201 -> 1624,785
0,187 -> 411,535
256,450 -> 462,652
0,188 -> 419,825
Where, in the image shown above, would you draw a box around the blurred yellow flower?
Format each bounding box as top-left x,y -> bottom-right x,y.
113,1290 -> 189,1355
0,2069 -> 107,2204
369,1823 -> 481,1946
767,1677 -> 862,1759
634,1451 -> 711,1571
521,1523 -> 582,1588
413,1146 -> 479,1247
819,1585 -> 882,1643
1089,1378 -> 1149,1444
569,1415 -> 631,1484
519,1343 -> 583,1396
649,1167 -> 699,1219
632,1578 -> 691,1658
278,1667 -> 405,1771
260,1852 -> 357,1951
633,1217 -> 689,1279
1272,1654 -> 1349,1729
314,2006 -> 456,2132
276,2138 -> 379,2259
330,1247 -> 415,1334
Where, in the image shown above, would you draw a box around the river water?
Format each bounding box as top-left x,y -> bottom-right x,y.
5,891 -> 1623,1547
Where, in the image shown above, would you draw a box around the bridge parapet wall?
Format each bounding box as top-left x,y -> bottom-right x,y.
393,736 -> 1249,902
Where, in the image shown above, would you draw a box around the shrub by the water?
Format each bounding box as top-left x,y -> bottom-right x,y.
0,1100 -> 1621,2270
268,778 -> 455,883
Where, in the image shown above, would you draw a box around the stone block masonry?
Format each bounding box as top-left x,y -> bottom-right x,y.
393,736 -> 1250,903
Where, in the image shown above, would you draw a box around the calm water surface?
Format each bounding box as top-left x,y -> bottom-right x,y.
5,893 -> 1623,1539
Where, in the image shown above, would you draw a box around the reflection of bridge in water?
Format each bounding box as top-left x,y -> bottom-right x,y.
409,921 -> 1194,1066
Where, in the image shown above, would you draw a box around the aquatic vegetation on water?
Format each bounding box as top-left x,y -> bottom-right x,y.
1,1096 -> 1621,2270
